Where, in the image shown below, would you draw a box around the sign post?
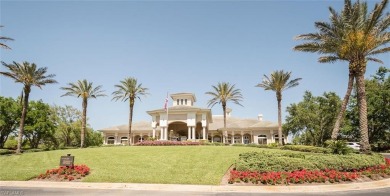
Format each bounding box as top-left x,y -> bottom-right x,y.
60,154 -> 74,167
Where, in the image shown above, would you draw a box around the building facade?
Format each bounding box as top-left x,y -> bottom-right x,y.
99,93 -> 285,145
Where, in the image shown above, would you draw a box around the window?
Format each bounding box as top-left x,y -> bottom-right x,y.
234,135 -> 241,143
185,99 -> 187,105
227,135 -> 232,144
177,99 -> 179,105
107,136 -> 115,144
120,137 -> 128,144
243,135 -> 250,144
213,136 -> 221,143
274,134 -> 285,143
258,135 -> 267,145
181,99 -> 183,105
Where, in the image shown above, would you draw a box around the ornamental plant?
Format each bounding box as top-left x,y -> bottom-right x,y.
37,164 -> 90,181
229,158 -> 390,185
134,141 -> 201,146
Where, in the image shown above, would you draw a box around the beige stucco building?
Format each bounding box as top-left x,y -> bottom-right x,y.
99,93 -> 285,145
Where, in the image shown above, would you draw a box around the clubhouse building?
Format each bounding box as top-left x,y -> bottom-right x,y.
99,93 -> 285,145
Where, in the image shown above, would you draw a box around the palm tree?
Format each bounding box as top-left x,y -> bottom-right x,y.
205,82 -> 243,143
0,61 -> 57,153
61,79 -> 106,148
0,26 -> 14,49
294,0 -> 389,152
256,70 -> 301,145
112,77 -> 149,145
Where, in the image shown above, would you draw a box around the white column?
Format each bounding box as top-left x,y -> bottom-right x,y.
114,133 -> 118,145
165,127 -> 168,140
152,127 -> 156,139
241,133 -> 244,144
211,135 -> 214,143
103,133 -> 106,145
232,131 -> 235,144
202,127 -> 206,140
223,131 -> 226,143
160,127 -> 164,140
192,127 -> 195,140
188,127 -> 191,140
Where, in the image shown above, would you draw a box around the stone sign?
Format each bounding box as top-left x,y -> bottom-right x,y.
60,154 -> 74,167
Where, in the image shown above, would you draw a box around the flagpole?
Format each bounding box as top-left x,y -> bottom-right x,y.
166,92 -> 169,140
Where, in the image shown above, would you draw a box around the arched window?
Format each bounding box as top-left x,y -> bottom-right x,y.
107,136 -> 115,144
234,135 -> 241,144
258,135 -> 267,145
120,137 -> 128,144
227,135 -> 232,144
243,135 -> 250,144
213,136 -> 221,143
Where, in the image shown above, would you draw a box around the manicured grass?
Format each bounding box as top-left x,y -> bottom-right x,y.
0,146 -> 269,185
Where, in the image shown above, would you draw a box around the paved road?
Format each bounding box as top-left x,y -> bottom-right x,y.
1,187 -> 390,196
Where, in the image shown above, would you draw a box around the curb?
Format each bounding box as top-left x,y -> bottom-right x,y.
1,178 -> 390,193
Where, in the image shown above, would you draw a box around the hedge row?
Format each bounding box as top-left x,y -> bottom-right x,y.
280,145 -> 332,154
235,151 -> 385,173
134,141 -> 201,146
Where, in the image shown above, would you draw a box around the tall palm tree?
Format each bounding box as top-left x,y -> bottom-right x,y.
0,61 -> 57,153
61,79 -> 106,148
256,70 -> 301,145
294,0 -> 389,152
0,26 -> 14,49
206,82 -> 243,143
112,77 -> 149,145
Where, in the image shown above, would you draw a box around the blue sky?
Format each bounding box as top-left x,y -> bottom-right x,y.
1,0 -> 389,130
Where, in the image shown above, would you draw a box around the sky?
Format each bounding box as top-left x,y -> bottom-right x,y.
0,0 -> 389,131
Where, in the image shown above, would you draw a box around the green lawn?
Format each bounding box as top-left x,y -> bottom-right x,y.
0,146 -> 268,184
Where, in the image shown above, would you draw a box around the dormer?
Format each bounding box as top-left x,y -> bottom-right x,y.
171,93 -> 196,106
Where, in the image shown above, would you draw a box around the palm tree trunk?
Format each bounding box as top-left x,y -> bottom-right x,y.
129,100 -> 134,146
16,87 -> 30,154
277,92 -> 283,145
81,98 -> 87,148
331,71 -> 354,140
355,73 -> 371,153
222,103 -> 226,144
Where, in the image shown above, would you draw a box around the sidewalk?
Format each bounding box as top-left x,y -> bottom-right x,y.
1,178 -> 390,193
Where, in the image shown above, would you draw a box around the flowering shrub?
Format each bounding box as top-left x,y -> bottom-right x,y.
229,158 -> 390,185
135,141 -> 201,146
37,165 -> 90,181
236,151 -> 385,172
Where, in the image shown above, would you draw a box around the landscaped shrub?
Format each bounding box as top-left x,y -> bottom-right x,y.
235,151 -> 386,173
325,140 -> 353,155
229,158 -> 390,185
232,143 -> 246,147
0,149 -> 13,155
134,141 -> 201,146
37,165 -> 90,181
4,139 -> 18,149
280,145 -> 332,154
256,144 -> 278,149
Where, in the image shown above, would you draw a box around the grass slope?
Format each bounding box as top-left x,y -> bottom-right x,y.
0,146 -> 267,184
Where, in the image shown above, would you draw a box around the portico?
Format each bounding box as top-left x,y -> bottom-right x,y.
146,93 -> 212,141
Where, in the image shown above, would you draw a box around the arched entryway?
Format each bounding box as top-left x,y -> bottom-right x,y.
168,121 -> 188,141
